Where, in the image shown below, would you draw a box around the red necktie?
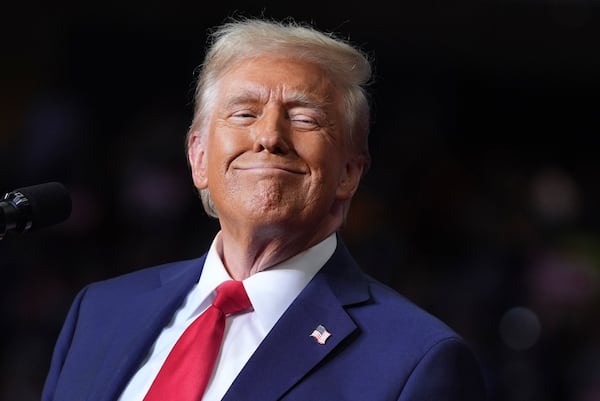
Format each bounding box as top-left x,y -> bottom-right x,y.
143,280 -> 252,401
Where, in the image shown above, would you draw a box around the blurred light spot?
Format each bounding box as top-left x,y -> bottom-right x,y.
530,168 -> 581,224
500,307 -> 541,350
529,252 -> 598,310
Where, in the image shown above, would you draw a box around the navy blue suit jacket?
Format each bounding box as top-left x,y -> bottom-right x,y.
43,239 -> 487,400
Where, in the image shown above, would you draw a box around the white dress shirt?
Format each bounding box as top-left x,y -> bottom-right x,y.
118,232 -> 336,401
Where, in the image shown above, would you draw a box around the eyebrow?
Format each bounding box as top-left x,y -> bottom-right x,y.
221,89 -> 265,111
221,85 -> 329,114
284,91 -> 328,112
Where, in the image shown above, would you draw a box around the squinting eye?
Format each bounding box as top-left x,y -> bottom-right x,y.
231,111 -> 256,119
292,117 -> 314,123
226,110 -> 257,127
229,111 -> 257,126
290,115 -> 319,127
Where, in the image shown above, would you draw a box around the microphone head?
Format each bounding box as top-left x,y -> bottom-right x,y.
12,182 -> 72,231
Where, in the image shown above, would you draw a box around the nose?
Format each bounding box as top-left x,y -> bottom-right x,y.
252,108 -> 291,154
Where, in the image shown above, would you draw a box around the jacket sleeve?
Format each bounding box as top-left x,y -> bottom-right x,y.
398,337 -> 487,401
41,286 -> 89,401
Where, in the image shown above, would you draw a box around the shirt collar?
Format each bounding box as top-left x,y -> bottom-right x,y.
193,232 -> 337,332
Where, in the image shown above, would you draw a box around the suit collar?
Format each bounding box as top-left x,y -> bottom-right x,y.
319,234 -> 370,306
222,236 -> 370,401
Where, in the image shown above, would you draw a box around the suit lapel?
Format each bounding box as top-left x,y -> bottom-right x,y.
223,239 -> 370,401
89,257 -> 206,401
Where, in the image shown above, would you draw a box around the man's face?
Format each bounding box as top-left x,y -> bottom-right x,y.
188,56 -> 363,234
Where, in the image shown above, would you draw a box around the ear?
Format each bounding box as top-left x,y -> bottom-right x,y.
187,130 -> 209,189
336,155 -> 365,201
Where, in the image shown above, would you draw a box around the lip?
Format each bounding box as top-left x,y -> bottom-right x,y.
234,164 -> 306,174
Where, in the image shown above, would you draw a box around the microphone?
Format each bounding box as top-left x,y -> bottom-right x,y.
0,182 -> 72,239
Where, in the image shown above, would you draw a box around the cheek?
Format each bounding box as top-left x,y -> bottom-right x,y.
296,134 -> 335,159
207,130 -> 247,168
219,131 -> 245,152
299,141 -> 344,180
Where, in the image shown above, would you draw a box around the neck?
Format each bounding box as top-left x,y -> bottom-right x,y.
216,224 -> 337,280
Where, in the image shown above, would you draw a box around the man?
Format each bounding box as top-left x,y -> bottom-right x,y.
42,18 -> 487,400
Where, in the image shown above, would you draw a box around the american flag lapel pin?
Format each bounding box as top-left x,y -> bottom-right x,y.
310,324 -> 331,345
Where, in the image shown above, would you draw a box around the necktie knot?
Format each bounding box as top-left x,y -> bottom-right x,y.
213,280 -> 252,315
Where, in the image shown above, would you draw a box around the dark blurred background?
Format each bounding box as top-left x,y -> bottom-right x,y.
1,1 -> 599,400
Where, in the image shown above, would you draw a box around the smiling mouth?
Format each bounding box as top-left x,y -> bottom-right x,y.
234,165 -> 306,174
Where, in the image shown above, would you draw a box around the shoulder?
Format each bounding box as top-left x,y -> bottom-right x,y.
327,238 -> 464,349
314,262 -> 487,398
365,278 -> 489,398
352,274 -> 468,355
336,268 -> 476,380
353,276 -> 487,392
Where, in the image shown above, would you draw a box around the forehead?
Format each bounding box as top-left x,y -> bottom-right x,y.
216,56 -> 338,104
